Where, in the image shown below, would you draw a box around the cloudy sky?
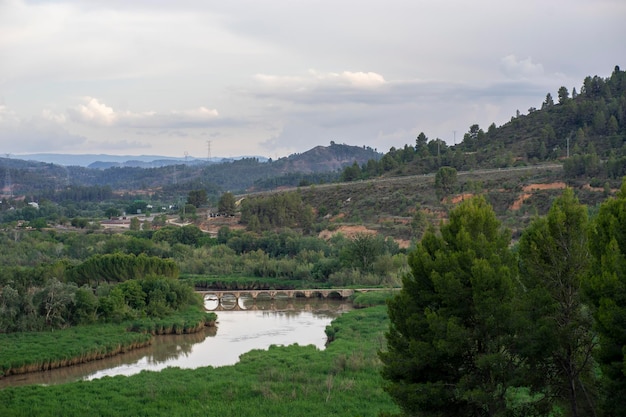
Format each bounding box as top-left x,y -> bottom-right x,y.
1,0 -> 624,159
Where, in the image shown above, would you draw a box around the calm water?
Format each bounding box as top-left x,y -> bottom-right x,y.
0,297 -> 351,388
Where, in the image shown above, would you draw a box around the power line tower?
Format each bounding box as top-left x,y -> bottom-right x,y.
207,140 -> 212,161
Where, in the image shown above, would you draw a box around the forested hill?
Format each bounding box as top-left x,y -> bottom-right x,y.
0,142 -> 380,199
340,65 -> 626,181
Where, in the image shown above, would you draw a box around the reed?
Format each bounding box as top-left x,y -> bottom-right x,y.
0,308 -> 216,378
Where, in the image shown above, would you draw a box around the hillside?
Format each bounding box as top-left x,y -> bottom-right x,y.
336,66 -> 625,182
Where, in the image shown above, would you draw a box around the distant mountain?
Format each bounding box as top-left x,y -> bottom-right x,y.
15,153 -> 268,168
273,142 -> 381,173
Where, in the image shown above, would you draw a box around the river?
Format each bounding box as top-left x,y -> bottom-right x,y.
0,297 -> 351,389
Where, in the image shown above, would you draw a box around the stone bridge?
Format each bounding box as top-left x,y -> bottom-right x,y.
197,288 -> 359,301
196,288 -> 397,311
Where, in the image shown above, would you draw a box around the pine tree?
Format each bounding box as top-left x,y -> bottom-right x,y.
380,196 -> 519,416
517,188 -> 596,417
586,179 -> 626,416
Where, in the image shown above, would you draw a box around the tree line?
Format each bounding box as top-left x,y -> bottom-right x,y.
0,254 -> 192,333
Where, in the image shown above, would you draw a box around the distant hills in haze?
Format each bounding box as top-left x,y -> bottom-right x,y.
14,153 -> 268,168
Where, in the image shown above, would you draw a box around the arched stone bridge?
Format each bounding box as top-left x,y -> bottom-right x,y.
197,288 -> 398,311
197,288 -> 359,301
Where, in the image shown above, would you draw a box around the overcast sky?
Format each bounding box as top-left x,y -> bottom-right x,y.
1,0 -> 624,159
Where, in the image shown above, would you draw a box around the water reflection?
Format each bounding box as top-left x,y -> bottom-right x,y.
0,298 -> 350,389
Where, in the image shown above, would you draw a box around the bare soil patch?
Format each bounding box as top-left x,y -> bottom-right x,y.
318,225 -> 375,240
510,182 -> 567,210
448,193 -> 474,204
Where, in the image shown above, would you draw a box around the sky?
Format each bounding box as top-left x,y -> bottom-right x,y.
1,0 -> 624,160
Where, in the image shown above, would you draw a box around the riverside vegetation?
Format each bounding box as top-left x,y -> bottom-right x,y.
1,67 -> 626,416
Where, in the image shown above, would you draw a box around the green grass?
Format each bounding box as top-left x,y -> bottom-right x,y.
351,290 -> 396,308
0,306 -> 399,417
0,307 -> 215,378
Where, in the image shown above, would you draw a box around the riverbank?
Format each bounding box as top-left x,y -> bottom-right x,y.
0,304 -> 398,416
0,308 -> 216,378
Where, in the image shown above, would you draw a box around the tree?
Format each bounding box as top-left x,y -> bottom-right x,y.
415,132 -> 429,156
129,217 -> 140,231
341,233 -> 383,272
435,166 -> 457,197
517,188 -> 596,417
340,161 -> 361,182
607,115 -> 619,135
542,92 -> 555,109
410,204 -> 428,239
104,207 -> 121,219
35,278 -> 76,329
380,196 -> 519,416
179,203 -> 196,221
558,86 -> 570,104
462,124 -> 484,151
586,179 -> 626,416
218,192 -> 236,215
186,189 -> 208,208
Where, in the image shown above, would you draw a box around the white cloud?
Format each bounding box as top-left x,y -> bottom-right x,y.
255,70 -> 386,90
312,71 -> 386,88
41,109 -> 67,124
0,105 -> 86,153
500,55 -> 545,79
0,105 -> 20,125
68,97 -> 219,128
69,97 -> 117,126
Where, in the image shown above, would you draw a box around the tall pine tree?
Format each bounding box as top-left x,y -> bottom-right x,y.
380,196 -> 519,416
586,179 -> 626,417
517,188 -> 596,417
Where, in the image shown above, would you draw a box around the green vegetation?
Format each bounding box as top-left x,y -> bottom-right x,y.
381,196 -> 519,416
0,307 -> 215,378
0,305 -> 397,417
0,254 -> 193,333
240,192 -> 314,232
586,181 -> 626,416
380,182 -> 626,416
351,290 -> 396,309
517,189 -> 595,415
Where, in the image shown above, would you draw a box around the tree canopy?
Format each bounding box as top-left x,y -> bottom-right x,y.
380,196 -> 519,416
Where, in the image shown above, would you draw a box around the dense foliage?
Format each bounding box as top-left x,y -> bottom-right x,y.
240,192 -> 314,232
0,254 -> 193,333
381,196 -> 519,416
586,181 -> 626,416
381,181 -> 626,417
